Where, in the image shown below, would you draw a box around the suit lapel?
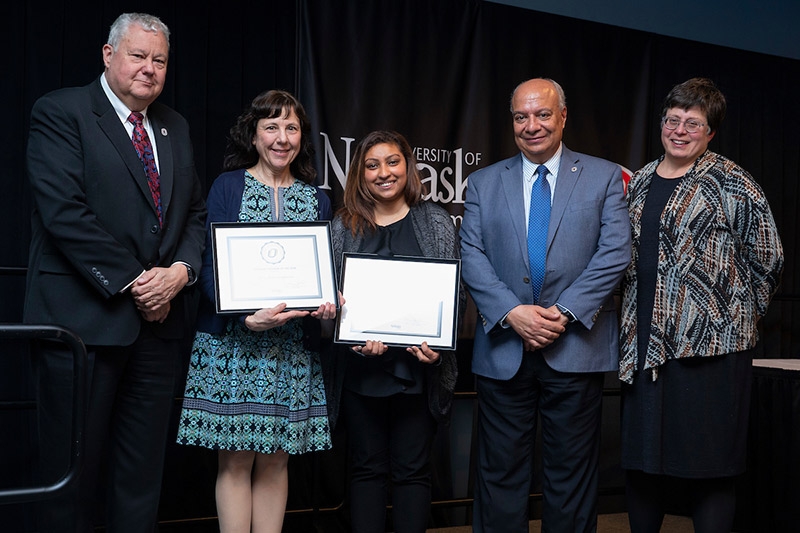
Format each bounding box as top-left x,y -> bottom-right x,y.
90,80 -> 165,222
548,146 -> 580,250
500,156 -> 529,268
151,112 -> 173,215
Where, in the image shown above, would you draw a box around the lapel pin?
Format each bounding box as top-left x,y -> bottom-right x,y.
161,128 -> 168,136
571,166 -> 578,172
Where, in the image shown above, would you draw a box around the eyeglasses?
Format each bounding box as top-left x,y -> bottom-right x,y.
662,117 -> 707,134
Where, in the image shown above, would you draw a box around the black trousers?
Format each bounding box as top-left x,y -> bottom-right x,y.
340,388 -> 437,533
35,325 -> 180,533
473,352 -> 604,533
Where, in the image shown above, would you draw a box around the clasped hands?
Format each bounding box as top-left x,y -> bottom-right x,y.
505,304 -> 569,351
132,264 -> 189,323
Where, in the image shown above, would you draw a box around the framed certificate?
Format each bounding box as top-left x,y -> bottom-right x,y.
211,221 -> 338,313
335,253 -> 460,350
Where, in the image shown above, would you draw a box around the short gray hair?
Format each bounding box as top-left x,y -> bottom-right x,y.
107,13 -> 170,50
510,78 -> 567,112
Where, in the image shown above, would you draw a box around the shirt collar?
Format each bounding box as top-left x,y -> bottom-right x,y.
522,142 -> 563,182
100,72 -> 149,124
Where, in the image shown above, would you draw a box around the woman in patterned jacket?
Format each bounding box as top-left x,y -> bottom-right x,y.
619,78 -> 783,532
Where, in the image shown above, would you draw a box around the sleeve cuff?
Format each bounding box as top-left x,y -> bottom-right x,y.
555,303 -> 577,323
172,261 -> 197,286
119,270 -> 146,293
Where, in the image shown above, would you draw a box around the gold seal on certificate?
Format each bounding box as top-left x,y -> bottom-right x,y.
335,254 -> 461,350
212,222 -> 338,313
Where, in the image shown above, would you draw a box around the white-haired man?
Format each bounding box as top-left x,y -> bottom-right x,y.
25,12 -> 206,532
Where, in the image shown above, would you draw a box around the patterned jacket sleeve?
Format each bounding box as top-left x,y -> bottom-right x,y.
723,164 -> 784,320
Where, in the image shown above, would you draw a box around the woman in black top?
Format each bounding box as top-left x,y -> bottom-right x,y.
327,130 -> 460,533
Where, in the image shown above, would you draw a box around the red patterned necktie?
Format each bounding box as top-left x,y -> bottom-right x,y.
128,112 -> 162,226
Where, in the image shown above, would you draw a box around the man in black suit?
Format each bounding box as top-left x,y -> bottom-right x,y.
24,12 -> 206,532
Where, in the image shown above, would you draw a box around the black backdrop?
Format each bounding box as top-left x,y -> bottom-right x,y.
2,0 -> 799,530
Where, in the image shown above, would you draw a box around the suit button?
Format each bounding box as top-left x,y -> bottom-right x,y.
91,267 -> 98,273
150,224 -> 159,234
103,280 -> 109,286
146,262 -> 154,269
523,277 -> 530,284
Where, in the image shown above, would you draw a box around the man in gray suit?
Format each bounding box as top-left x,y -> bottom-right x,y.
460,78 -> 631,532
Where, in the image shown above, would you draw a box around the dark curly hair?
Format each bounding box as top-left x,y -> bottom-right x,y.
661,78 -> 726,135
338,130 -> 426,236
222,90 -> 316,184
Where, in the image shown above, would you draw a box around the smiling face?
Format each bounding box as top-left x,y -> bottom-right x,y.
661,106 -> 714,167
102,24 -> 168,111
252,108 -> 301,175
511,79 -> 567,164
363,142 -> 408,207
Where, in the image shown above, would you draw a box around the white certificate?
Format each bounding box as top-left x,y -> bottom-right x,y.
335,254 -> 460,350
212,222 -> 338,312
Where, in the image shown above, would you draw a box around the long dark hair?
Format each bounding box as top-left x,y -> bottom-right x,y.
222,90 -> 316,183
338,130 -> 426,236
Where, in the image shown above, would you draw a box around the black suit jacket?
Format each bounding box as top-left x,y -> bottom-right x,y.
24,77 -> 206,346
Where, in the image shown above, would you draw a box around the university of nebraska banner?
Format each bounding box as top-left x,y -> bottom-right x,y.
297,0 -> 651,223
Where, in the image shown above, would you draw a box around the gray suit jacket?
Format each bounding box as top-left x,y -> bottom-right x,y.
459,146 -> 631,379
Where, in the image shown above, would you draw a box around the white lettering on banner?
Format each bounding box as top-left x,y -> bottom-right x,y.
464,151 -> 482,166
418,148 -> 477,205
413,147 -> 454,164
319,132 -> 355,190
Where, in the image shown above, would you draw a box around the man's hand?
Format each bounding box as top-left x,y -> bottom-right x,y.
132,264 -> 188,311
244,303 -> 310,332
140,301 -> 170,323
505,304 -> 568,351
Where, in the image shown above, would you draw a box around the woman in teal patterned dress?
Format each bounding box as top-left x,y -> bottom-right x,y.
176,90 -> 335,533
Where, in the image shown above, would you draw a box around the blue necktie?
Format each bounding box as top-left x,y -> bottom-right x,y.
527,165 -> 550,303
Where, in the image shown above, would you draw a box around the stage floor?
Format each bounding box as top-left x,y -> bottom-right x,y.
429,513 -> 695,532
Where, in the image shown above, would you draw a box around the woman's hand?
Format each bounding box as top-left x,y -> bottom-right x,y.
407,342 -> 440,364
310,292 -> 345,321
352,339 -> 388,357
244,303 -> 309,332
310,301 -> 337,320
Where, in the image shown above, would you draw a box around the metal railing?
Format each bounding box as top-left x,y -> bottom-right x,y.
0,324 -> 88,504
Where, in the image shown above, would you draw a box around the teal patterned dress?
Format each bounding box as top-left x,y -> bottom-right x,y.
177,172 -> 332,454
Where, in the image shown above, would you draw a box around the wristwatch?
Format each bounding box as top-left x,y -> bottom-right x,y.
185,264 -> 196,285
